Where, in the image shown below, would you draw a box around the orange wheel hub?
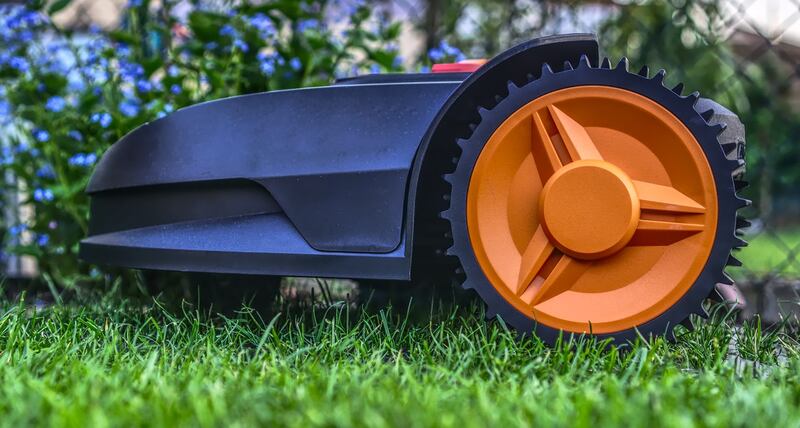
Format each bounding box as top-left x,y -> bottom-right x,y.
540,160 -> 640,260
466,86 -> 718,334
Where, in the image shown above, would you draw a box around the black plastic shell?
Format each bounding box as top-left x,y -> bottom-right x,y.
80,34 -> 600,280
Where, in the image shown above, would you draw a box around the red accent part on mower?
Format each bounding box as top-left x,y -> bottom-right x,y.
432,59 -> 487,73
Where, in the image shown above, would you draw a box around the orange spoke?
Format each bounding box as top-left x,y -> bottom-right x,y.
633,180 -> 705,214
629,219 -> 705,246
521,255 -> 590,306
637,219 -> 704,232
531,112 -> 564,180
547,105 -> 603,161
516,227 -> 555,296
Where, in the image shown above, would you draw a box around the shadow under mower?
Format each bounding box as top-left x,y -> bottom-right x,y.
80,34 -> 749,344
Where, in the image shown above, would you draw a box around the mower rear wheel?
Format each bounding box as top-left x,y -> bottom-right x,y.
441,57 -> 747,343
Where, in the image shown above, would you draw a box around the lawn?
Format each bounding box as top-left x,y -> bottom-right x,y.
1,297 -> 799,427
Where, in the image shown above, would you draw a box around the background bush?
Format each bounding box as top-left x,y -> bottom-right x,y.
0,0 -> 413,292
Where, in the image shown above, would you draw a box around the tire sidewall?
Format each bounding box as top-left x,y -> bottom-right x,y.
447,66 -> 736,344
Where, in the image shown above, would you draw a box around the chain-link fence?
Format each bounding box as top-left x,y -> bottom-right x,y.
672,0 -> 800,323
715,0 -> 800,323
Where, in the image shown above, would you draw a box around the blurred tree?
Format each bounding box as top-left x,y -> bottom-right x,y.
418,0 -> 570,60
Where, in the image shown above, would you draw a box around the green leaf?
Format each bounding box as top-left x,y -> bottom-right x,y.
383,22 -> 402,40
47,0 -> 73,15
109,30 -> 139,46
187,11 -> 229,42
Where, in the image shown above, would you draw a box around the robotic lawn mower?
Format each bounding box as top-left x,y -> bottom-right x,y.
80,34 -> 749,344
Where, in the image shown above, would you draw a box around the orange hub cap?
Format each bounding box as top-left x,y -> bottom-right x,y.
540,160 -> 640,260
466,86 -> 718,334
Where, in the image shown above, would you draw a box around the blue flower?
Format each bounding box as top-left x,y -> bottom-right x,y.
345,0 -> 365,16
260,60 -> 275,74
297,19 -> 319,32
68,153 -> 97,167
9,56 -> 29,72
36,164 -> 55,178
91,112 -> 112,128
205,42 -> 218,50
119,99 -> 139,117
45,96 -> 66,112
136,79 -> 152,92
258,52 -> 278,75
33,129 -> 49,142
36,234 -> 49,247
18,30 -> 33,43
1,146 -> 13,165
0,100 -> 9,118
11,9 -> 47,28
68,153 -> 85,166
249,13 -> 275,36
8,224 -> 26,237
128,0 -> 143,7
441,41 -> 461,56
67,76 -> 86,92
370,64 -> 381,74
289,57 -> 302,71
156,104 -> 174,119
219,24 -> 236,37
170,84 -> 182,95
428,40 -> 463,62
167,65 -> 180,77
67,130 -> 83,141
117,43 -> 131,57
233,39 -> 249,53
33,188 -> 54,202
119,60 -> 144,82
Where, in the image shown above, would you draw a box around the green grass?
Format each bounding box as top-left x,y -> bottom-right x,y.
1,298 -> 800,427
737,228 -> 800,278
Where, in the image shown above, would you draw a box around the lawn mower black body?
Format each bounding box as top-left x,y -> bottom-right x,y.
79,34 -> 743,282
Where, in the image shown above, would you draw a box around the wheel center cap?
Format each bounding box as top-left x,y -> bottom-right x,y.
539,160 -> 640,260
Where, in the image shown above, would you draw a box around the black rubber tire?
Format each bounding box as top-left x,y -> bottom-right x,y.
441,57 -> 748,344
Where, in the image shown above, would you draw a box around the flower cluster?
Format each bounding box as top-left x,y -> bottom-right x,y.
428,40 -> 465,62
0,1 -> 403,288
